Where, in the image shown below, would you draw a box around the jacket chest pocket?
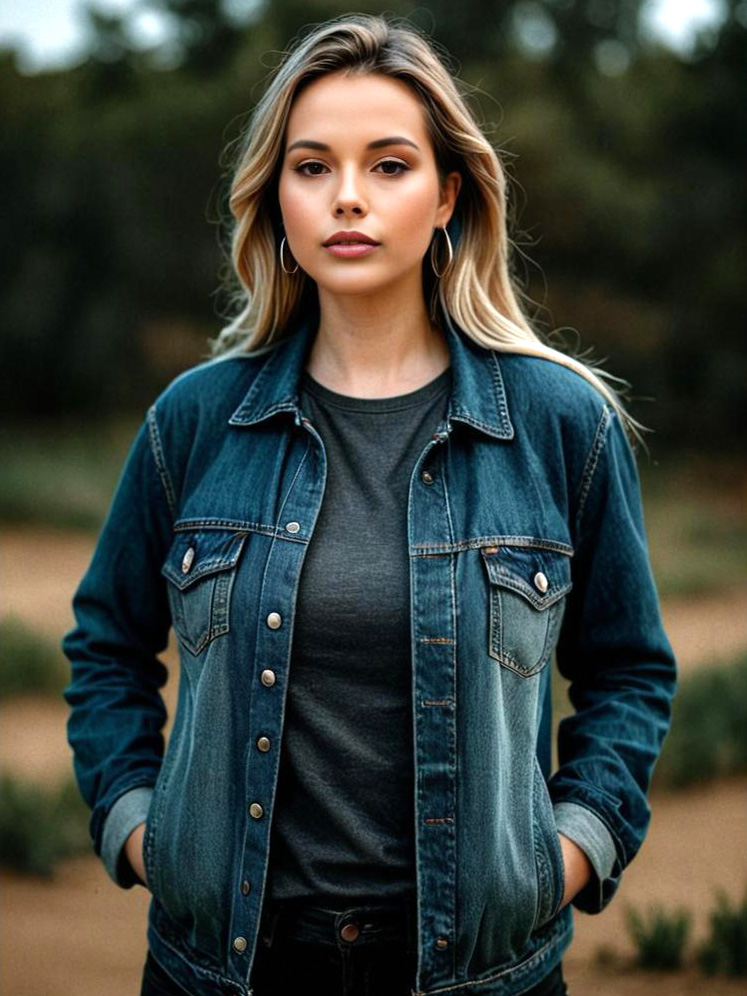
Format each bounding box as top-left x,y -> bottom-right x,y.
161,529 -> 249,656
480,543 -> 573,677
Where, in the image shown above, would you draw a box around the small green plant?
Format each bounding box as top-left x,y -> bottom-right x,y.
592,943 -> 620,969
625,903 -> 691,970
697,888 -> 747,977
0,614 -> 69,697
0,773 -> 90,876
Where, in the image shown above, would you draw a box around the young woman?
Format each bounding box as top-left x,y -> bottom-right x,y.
62,13 -> 676,996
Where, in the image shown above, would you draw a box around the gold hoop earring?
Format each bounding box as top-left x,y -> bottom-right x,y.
430,226 -> 453,278
280,235 -> 299,274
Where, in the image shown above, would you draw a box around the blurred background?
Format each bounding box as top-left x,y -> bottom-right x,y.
1,1 -> 745,994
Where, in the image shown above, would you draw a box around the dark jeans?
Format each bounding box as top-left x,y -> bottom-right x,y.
140,896 -> 568,995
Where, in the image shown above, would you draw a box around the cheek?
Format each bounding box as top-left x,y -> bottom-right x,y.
278,179 -> 313,233
389,193 -> 438,256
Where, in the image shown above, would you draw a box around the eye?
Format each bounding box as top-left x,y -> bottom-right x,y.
294,161 -> 327,177
373,159 -> 409,176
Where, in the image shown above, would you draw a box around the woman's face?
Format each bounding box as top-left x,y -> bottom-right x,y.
278,70 -> 461,298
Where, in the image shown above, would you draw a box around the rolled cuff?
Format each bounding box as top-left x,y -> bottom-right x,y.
553,799 -> 618,913
100,786 -> 154,889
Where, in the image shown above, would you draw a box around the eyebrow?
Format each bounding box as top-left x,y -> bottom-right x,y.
286,136 -> 421,154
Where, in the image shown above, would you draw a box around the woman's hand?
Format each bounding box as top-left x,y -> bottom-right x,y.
124,822 -> 149,889
557,832 -> 593,909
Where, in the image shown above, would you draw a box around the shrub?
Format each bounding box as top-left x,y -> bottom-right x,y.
697,888 -> 747,977
0,615 -> 68,697
654,653 -> 747,789
625,903 -> 691,970
0,773 -> 90,876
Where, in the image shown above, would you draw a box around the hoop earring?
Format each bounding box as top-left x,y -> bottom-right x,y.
430,226 -> 453,278
279,235 -> 299,274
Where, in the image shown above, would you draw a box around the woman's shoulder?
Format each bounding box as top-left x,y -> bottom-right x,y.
495,350 -> 616,432
151,346 -> 277,424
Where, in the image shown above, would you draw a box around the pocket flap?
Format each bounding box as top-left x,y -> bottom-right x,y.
161,529 -> 248,591
480,543 -> 572,610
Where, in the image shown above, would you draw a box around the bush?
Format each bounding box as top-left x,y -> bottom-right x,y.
697,888 -> 747,977
0,773 -> 90,876
0,615 -> 69,697
625,903 -> 691,970
654,653 -> 747,789
0,419 -> 138,530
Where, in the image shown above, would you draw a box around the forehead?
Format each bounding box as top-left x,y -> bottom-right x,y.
285,72 -> 428,147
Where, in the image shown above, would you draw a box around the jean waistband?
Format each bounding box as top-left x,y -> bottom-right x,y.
258,894 -> 417,953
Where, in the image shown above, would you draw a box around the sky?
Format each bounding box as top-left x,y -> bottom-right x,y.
0,0 -> 731,74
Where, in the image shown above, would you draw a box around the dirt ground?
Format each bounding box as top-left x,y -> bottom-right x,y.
1,526 -> 746,995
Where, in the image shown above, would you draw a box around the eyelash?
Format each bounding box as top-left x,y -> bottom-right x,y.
293,159 -> 410,178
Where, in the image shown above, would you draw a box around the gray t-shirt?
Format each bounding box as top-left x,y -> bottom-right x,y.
265,363 -> 452,907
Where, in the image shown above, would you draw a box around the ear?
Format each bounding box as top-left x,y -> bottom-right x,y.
436,171 -> 462,227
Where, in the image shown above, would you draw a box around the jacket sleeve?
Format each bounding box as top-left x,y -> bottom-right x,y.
61,404 -> 175,889
549,405 -> 677,913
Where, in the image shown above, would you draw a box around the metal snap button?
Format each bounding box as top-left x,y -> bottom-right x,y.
285,521 -> 300,534
266,612 -> 282,629
241,881 -> 251,896
421,470 -> 435,485
261,669 -> 276,687
340,922 -> 360,942
249,802 -> 264,819
233,936 -> 247,953
181,547 -> 195,574
256,736 -> 271,752
534,571 -> 549,594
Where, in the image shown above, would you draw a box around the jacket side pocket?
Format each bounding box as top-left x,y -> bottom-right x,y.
531,756 -> 566,931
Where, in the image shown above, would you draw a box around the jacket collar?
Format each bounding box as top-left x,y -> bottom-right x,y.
228,308 -> 514,441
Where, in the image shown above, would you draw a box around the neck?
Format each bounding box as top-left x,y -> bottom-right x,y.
306,288 -> 450,399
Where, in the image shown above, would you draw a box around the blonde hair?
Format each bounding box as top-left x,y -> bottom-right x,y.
211,12 -> 641,440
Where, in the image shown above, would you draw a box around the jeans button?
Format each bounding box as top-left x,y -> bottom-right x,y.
340,922 -> 360,942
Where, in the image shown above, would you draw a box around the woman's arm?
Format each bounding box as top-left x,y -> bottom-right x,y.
61,406 -> 174,889
550,405 -> 677,913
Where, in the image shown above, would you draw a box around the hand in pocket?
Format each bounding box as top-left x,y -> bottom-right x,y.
557,832 -> 592,909
125,822 -> 149,889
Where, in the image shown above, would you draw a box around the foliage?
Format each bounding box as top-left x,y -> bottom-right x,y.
625,903 -> 691,970
641,461 -> 747,597
653,654 -> 747,790
0,774 -> 91,876
697,888 -> 747,977
0,418 -> 139,530
0,615 -> 69,697
0,3 -> 745,452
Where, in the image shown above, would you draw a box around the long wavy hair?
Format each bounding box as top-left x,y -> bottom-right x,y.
210,12 -> 639,438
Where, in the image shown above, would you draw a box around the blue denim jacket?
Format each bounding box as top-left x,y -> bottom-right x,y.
62,309 -> 676,996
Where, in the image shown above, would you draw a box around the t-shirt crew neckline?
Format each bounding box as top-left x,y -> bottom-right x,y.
300,365 -> 452,413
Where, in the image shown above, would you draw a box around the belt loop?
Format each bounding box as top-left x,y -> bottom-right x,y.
258,902 -> 283,949
403,892 -> 417,957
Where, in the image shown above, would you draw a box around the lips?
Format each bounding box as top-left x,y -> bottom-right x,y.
323,230 -> 379,246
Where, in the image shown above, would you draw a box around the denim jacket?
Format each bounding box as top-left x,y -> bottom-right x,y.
62,308 -> 676,996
